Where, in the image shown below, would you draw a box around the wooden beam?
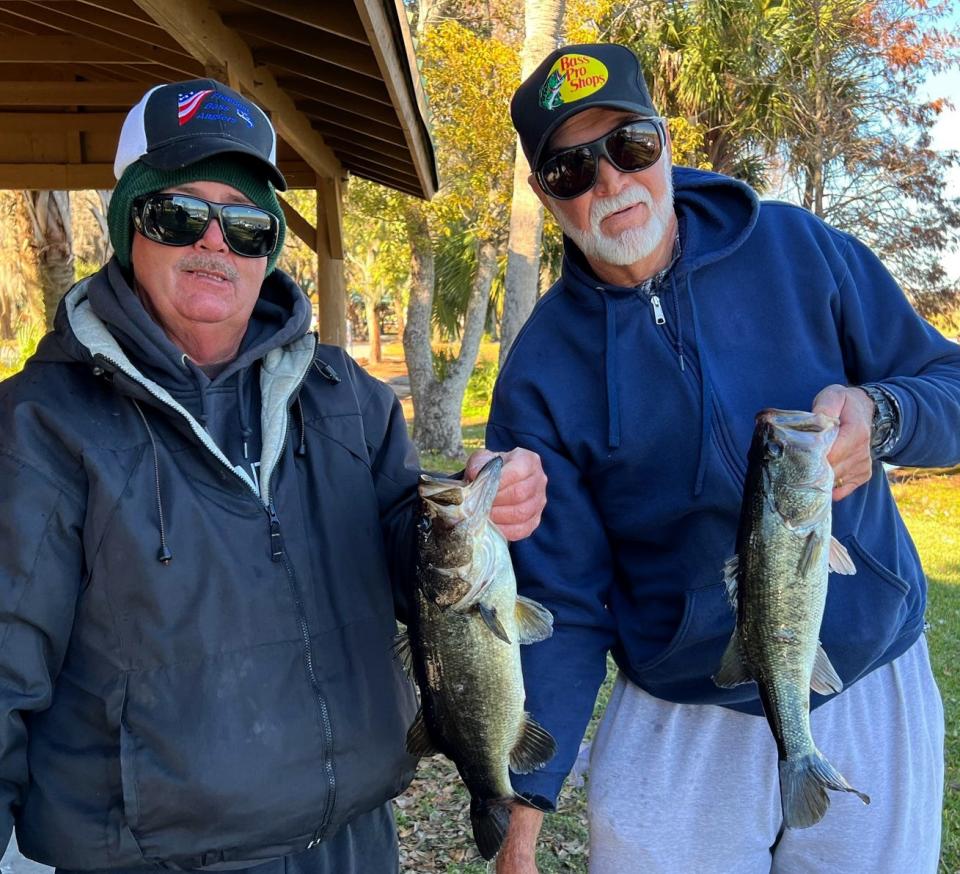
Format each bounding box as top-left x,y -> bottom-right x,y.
132,0 -> 341,182
0,111 -> 123,132
352,0 -> 437,198
302,110 -> 407,149
17,1 -> 186,52
0,81 -> 148,106
315,177 -> 346,346
343,155 -> 422,188
0,162 -> 115,189
255,49 -> 392,105
323,133 -> 412,165
277,193 -> 318,254
0,36 -> 178,65
319,176 -> 343,260
233,0 -> 369,46
221,14 -> 380,79
296,96 -> 402,133
283,82 -> 401,128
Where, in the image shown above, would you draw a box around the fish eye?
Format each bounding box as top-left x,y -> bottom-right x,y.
766,440 -> 784,460
417,515 -> 432,533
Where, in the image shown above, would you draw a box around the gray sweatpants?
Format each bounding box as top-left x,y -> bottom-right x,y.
586,636 -> 944,874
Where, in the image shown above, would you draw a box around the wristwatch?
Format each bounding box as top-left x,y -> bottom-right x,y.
859,383 -> 901,459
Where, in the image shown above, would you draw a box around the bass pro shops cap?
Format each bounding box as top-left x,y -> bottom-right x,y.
511,43 -> 658,172
113,79 -> 287,190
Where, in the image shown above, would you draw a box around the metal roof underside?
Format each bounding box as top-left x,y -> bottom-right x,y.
0,0 -> 438,197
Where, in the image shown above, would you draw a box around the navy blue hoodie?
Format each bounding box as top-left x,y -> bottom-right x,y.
487,167 -> 960,807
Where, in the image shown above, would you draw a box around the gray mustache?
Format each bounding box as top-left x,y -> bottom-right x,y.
177,255 -> 239,282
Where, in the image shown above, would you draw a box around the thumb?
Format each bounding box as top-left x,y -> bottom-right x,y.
812,383 -> 847,419
464,449 -> 498,482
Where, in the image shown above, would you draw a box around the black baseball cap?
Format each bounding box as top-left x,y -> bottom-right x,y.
511,44 -> 658,172
113,79 -> 286,190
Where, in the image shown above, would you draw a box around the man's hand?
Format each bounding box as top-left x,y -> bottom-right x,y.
495,805 -> 544,873
812,384 -> 875,501
464,448 -> 547,541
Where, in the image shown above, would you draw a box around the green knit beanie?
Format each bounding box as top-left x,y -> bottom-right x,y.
107,154 -> 287,274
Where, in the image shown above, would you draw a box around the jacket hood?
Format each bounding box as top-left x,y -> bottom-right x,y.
561,165 -> 759,299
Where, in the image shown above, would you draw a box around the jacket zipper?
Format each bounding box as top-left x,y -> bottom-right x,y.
263,348 -> 338,847
650,294 -> 667,326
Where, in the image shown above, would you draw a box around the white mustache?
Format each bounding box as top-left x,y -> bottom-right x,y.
177,254 -> 239,282
590,186 -> 652,227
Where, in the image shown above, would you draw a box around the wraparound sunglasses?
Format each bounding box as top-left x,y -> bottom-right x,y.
131,193 -> 280,258
536,117 -> 667,200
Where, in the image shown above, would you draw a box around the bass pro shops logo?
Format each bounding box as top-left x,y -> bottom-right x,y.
538,54 -> 609,110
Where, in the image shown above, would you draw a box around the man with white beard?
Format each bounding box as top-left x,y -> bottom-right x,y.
488,43 -> 959,873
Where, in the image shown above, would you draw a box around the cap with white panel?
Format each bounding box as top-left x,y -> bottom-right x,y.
113,79 -> 287,190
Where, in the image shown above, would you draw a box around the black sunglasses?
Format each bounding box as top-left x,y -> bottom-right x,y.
131,193 -> 279,259
536,118 -> 667,200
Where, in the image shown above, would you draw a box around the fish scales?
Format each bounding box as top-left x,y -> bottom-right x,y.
715,409 -> 869,829
405,457 -> 556,861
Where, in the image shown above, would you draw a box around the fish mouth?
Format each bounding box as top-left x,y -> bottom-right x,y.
756,408 -> 839,433
419,456 -> 503,526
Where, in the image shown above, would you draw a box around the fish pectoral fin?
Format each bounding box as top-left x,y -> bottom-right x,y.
722,556 -> 739,607
798,531 -> 825,576
712,632 -> 753,688
828,537 -> 857,575
810,643 -> 844,695
391,631 -> 413,676
405,708 -> 440,758
515,595 -> 554,644
478,603 -> 512,644
509,713 -> 558,774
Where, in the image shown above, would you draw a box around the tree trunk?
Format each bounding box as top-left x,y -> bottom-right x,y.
498,0 -> 566,367
403,195 -> 499,457
23,191 -> 74,330
365,297 -> 382,364
411,238 -> 498,457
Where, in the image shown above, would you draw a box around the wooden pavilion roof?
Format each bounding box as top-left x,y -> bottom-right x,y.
0,0 -> 438,198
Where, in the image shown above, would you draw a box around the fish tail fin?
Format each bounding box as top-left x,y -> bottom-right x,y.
779,753 -> 870,829
469,796 -> 512,861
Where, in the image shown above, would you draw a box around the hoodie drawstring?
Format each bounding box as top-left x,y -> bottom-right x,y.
295,396 -> 306,457
680,273 -> 712,497
603,295 -> 621,449
131,399 -> 172,564
237,367 -> 253,460
670,277 -> 686,372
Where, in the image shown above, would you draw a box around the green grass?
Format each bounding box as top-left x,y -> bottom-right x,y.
891,471 -> 960,873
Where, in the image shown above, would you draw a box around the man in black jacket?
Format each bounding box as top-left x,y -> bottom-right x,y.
0,80 -> 546,874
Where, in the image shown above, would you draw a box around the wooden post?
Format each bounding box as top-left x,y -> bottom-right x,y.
315,176 -> 346,346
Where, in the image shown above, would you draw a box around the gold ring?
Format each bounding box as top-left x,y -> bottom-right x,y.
835,477 -> 844,489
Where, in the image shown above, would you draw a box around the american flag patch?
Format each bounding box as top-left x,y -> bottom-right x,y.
178,89 -> 214,126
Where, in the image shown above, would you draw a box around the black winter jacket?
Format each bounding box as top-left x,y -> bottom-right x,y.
0,264 -> 419,869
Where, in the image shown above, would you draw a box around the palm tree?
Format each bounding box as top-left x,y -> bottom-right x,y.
499,0 -> 566,367
22,191 -> 74,330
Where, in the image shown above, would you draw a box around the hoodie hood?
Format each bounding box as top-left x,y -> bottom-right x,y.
561,166 -> 759,299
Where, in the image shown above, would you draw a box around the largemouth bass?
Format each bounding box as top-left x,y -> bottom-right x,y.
404,457 -> 557,860
714,409 -> 870,828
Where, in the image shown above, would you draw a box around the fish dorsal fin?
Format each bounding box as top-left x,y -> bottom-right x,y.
722,555 -> 739,607
798,531 -> 825,576
478,603 -> 511,644
828,537 -> 857,575
713,631 -> 753,688
405,708 -> 440,758
515,595 -> 554,644
810,643 -> 844,695
391,631 -> 413,676
509,713 -> 557,774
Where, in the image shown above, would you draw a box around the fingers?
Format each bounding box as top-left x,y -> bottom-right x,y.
472,448 -> 548,541
812,385 -> 876,501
